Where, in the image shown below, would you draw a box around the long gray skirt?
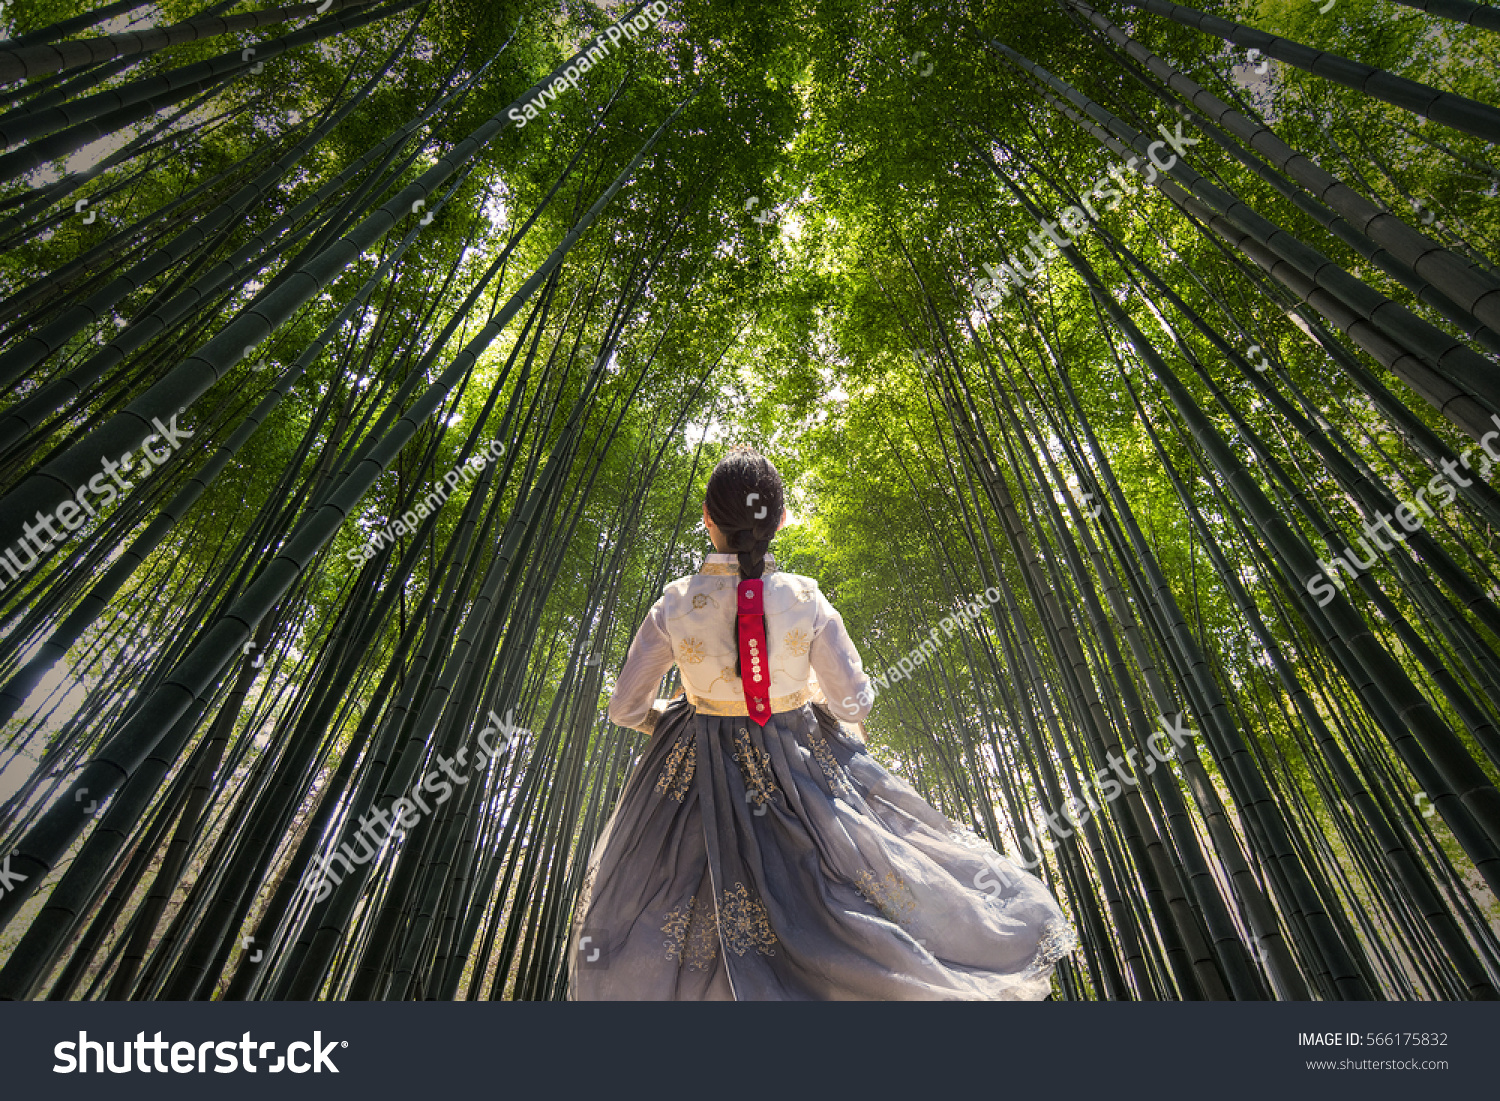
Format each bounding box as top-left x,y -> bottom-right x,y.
567,698 -> 1076,1000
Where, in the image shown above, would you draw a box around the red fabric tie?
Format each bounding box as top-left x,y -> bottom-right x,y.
737,578 -> 772,726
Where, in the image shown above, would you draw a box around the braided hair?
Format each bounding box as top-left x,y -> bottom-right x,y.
704,446 -> 784,677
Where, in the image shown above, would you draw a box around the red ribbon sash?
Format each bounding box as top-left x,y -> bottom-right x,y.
737,578 -> 772,725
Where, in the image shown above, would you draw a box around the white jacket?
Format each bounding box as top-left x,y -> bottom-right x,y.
607,552 -> 873,731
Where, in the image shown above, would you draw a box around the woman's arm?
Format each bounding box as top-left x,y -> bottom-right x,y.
607,597 -> 676,733
808,590 -> 873,723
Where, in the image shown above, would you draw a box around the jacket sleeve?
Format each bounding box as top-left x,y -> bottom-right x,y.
607,595 -> 676,733
808,588 -> 873,723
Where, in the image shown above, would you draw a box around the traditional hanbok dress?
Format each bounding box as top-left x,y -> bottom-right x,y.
567,552 -> 1076,1000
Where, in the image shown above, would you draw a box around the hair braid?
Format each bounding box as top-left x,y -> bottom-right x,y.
704,447 -> 784,677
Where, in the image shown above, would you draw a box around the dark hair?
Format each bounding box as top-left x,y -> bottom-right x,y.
704,446 -> 784,676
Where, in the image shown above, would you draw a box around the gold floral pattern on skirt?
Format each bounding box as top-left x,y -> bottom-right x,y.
808,729 -> 851,795
719,882 -> 777,958
677,637 -> 706,664
855,870 -> 917,926
662,894 -> 719,970
732,726 -> 778,809
655,729 -> 696,801
661,884 -> 777,967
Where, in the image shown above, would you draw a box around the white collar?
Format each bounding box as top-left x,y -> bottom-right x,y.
699,551 -> 778,575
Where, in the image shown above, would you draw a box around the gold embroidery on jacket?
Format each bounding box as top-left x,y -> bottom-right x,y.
655,729 -> 696,801
719,882 -> 778,957
703,665 -> 740,695
732,727 -> 777,808
856,870 -> 917,926
665,582 -> 732,621
662,894 -> 719,970
678,637 -> 706,664
782,628 -> 810,656
687,687 -> 812,716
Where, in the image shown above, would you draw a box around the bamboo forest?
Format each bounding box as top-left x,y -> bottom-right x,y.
0,0 -> 1498,1005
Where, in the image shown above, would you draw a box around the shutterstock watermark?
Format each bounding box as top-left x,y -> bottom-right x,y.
974,121 -> 1200,306
974,714 -> 1203,896
1306,416 -> 1500,606
508,1 -> 669,128
842,587 -> 1003,711
54,1032 -> 344,1074
0,852 -> 25,898
347,440 -> 504,564
300,708 -> 528,901
0,412 -> 194,589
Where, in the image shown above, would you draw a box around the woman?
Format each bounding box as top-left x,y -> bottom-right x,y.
568,446 -> 1075,999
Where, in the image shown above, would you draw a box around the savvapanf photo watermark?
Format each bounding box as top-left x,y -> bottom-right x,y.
508,1 -> 670,128
347,439 -> 505,564
842,586 -> 1004,711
